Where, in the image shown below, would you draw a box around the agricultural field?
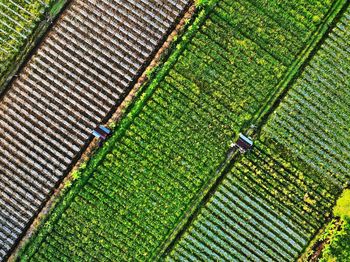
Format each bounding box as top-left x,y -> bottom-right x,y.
16,0 -> 347,261
0,0 -> 190,260
166,141 -> 340,261
320,217 -> 350,261
168,3 -> 350,261
301,190 -> 350,261
0,0 -> 50,81
261,5 -> 350,184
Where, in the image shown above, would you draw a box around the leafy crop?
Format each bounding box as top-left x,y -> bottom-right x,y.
333,190 -> 350,219
168,2 -> 350,261
167,141 -> 340,261
319,190 -> 350,261
0,0 -> 50,76
19,0 -> 343,260
262,6 -> 350,183
195,0 -> 215,8
320,218 -> 350,261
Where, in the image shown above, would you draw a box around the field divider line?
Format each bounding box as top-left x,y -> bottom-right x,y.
12,3 -> 198,261
159,0 -> 349,259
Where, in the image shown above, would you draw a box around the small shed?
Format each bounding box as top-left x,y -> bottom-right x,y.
234,133 -> 253,153
93,125 -> 111,141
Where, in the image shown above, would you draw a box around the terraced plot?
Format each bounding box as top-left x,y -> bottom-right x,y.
0,0 -> 189,260
17,0 -> 343,260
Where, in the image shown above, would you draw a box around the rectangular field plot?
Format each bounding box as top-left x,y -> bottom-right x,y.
18,0 -> 341,260
0,0 -> 50,75
167,5 -> 350,262
166,142 -> 341,261
262,5 -> 350,184
0,0 -> 190,260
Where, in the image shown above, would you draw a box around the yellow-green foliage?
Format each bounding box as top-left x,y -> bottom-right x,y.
333,189 -> 350,218
0,0 -> 51,83
195,0 -> 216,7
320,218 -> 350,262
319,190 -> 350,261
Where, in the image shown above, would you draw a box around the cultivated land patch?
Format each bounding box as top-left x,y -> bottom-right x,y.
318,190 -> 350,261
262,5 -> 350,184
0,0 -> 190,260
167,3 -> 350,261
0,0 -> 58,94
0,0 -> 49,71
17,0 -> 348,261
166,142 -> 341,261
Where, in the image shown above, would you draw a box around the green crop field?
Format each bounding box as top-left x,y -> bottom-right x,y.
0,0 -> 49,64
298,190 -> 350,261
320,190 -> 350,261
262,5 -> 350,183
167,4 -> 350,261
166,141 -> 340,261
320,218 -> 350,261
17,0 -> 349,260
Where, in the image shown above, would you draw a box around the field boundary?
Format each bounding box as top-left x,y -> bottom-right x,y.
298,218 -> 342,262
12,2 -> 197,261
159,0 -> 349,258
12,0 -> 349,260
0,0 -> 68,97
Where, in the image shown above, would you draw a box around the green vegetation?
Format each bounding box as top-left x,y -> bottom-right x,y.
195,0 -> 214,8
262,5 -> 350,183
0,0 -> 68,95
320,218 -> 350,261
168,2 -> 350,261
0,0 -> 49,73
261,5 -> 350,261
317,190 -> 350,261
333,190 -> 350,219
18,0 -> 349,261
167,141 -> 340,261
48,0 -> 66,17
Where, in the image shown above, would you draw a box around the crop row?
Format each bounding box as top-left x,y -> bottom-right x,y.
18,0 -> 341,260
0,0 -> 189,260
262,5 -> 350,184
167,141 -> 341,261
0,0 -> 50,75
167,2 -> 349,261
215,0 -> 334,65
